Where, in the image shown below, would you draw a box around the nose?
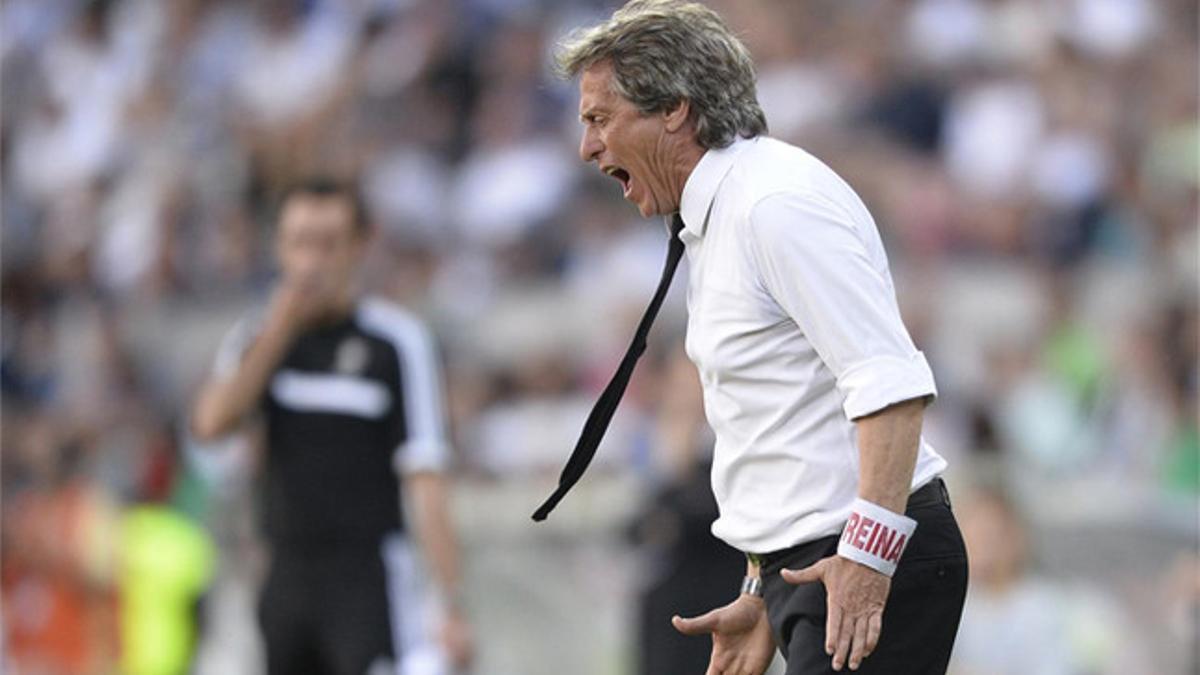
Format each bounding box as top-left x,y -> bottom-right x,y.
579,126 -> 603,163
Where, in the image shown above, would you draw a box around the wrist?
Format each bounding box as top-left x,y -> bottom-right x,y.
738,575 -> 765,609
745,553 -> 762,579
740,575 -> 764,597
856,488 -> 907,516
262,309 -> 301,344
837,497 -> 916,577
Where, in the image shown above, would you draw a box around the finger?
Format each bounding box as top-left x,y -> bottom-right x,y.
781,558 -> 826,585
832,612 -> 854,671
673,609 -> 721,636
709,646 -> 730,674
848,616 -> 869,670
737,656 -> 765,675
865,611 -> 883,655
825,602 -> 842,656
705,651 -> 728,675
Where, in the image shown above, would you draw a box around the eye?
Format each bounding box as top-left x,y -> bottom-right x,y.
582,113 -> 607,128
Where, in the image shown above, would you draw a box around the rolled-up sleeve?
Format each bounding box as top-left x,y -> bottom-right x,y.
747,190 -> 936,420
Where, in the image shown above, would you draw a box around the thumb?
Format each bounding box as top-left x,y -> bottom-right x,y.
781,558 -> 827,585
672,607 -> 722,636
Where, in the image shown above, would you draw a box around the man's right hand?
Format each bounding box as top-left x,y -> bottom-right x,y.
672,593 -> 776,675
191,275 -> 331,441
265,275 -> 333,337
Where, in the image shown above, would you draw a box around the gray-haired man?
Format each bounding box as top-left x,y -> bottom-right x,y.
556,2 -> 968,673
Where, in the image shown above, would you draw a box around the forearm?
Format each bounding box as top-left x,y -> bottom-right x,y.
192,319 -> 295,440
408,474 -> 464,603
853,397 -> 926,514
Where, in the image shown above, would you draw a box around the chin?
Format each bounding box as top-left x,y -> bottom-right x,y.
635,200 -> 660,218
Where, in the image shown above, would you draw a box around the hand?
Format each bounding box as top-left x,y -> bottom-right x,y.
782,556 -> 890,671
266,276 -> 332,336
439,608 -> 474,671
672,593 -> 775,675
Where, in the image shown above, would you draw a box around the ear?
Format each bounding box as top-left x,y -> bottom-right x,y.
663,98 -> 691,134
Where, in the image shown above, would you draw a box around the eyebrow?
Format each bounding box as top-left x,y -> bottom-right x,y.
579,105 -> 608,123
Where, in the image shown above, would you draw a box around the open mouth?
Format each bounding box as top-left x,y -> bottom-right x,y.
603,166 -> 632,196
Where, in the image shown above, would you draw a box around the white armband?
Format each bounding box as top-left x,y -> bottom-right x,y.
837,498 -> 917,577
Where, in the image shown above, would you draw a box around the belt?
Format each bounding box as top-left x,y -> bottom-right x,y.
748,477 -> 951,570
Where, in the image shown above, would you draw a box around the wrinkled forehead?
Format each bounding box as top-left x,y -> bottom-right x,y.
577,62 -> 622,114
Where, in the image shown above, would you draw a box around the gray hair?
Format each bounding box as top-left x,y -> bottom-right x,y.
556,0 -> 767,149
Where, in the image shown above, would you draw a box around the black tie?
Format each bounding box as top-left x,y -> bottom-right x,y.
532,214 -> 687,521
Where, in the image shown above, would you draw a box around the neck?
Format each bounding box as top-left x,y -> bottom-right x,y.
671,143 -> 705,209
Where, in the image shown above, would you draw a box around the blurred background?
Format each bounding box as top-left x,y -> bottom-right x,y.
1,0 -> 1197,673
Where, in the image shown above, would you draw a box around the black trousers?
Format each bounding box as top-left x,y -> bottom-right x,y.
258,545 -> 396,675
761,480 -> 968,675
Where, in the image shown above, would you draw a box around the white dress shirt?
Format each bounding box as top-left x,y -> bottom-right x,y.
678,136 -> 947,554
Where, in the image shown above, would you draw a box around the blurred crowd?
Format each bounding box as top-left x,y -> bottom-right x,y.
1,0 -> 1196,673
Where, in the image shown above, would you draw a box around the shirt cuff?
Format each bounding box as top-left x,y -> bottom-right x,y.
836,352 -> 937,420
393,438 -> 451,474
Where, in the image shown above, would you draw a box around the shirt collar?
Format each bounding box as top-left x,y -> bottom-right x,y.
677,136 -> 754,238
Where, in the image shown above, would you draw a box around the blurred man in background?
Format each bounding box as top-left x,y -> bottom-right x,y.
950,487 -> 1144,674
191,178 -> 472,675
2,426 -> 120,675
118,428 -> 216,675
950,488 -> 1072,674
